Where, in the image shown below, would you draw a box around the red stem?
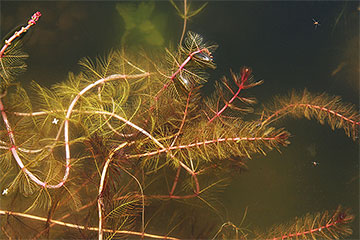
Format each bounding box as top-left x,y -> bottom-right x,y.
127,135 -> 285,159
0,12 -> 41,58
153,48 -> 206,101
169,167 -> 181,196
208,68 -> 251,123
271,215 -> 354,240
263,103 -> 360,127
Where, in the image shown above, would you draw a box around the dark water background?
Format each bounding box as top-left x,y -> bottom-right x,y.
1,1 -> 359,238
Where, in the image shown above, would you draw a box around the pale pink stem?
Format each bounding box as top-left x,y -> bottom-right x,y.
85,109 -> 200,194
128,136 -> 284,159
0,73 -> 149,189
0,12 -> 41,58
64,73 -> 150,189
0,98 -> 47,187
0,209 -> 179,240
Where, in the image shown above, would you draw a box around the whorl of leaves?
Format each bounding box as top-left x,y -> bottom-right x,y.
262,89 -> 360,140
257,206 -> 354,240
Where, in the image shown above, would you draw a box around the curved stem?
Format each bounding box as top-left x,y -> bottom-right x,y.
86,109 -> 200,194
0,73 -> 150,189
178,0 -> 187,46
98,142 -> 128,240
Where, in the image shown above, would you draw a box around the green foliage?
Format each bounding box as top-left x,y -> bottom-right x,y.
0,41 -> 28,86
0,35 -> 357,239
0,4 -> 358,239
261,89 -> 360,140
256,206 -> 354,240
170,0 -> 208,20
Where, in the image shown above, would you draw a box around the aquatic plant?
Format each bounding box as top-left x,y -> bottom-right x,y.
0,5 -> 358,240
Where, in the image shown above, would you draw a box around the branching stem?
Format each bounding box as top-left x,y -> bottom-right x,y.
0,73 -> 150,189
0,209 -> 178,240
98,142 -> 128,240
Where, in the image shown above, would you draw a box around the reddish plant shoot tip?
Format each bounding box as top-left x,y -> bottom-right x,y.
28,11 -> 42,25
0,11 -> 42,58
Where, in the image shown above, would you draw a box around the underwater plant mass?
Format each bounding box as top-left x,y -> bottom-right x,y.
0,1 -> 359,239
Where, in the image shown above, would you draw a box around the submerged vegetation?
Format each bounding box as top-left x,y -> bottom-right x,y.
0,2 -> 358,239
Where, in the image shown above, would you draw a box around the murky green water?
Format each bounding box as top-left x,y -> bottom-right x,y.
1,1 -> 358,239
